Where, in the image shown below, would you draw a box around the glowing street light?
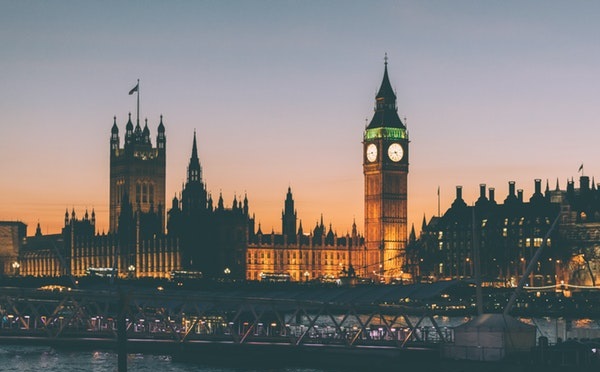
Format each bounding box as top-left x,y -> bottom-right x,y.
128,265 -> 136,279
11,261 -> 20,276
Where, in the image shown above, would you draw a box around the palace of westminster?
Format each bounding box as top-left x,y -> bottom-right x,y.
1,62 -> 600,287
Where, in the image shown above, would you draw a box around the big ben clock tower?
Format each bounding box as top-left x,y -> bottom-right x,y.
363,57 -> 408,282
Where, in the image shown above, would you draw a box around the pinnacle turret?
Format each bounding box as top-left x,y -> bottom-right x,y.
186,131 -> 202,184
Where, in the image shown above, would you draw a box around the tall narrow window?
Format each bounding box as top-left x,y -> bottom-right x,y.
136,184 -> 141,204
142,183 -> 148,203
149,184 -> 154,204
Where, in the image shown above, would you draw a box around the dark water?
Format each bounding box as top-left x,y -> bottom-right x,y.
0,345 -> 331,372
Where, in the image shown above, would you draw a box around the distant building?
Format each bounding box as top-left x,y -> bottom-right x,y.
0,221 -> 26,275
414,177 -> 600,287
557,176 -> 600,286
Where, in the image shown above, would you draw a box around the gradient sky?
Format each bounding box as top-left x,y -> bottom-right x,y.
2,1 -> 600,236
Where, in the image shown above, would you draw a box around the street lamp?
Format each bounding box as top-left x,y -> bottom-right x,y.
11,262 -> 20,277
303,271 -> 310,282
128,265 -> 136,279
224,267 -> 231,279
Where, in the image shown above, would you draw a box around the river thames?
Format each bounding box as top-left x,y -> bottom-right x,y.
0,345 -> 337,372
1,317 -> 598,371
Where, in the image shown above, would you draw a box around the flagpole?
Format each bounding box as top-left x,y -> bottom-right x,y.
136,79 -> 140,126
437,186 -> 440,217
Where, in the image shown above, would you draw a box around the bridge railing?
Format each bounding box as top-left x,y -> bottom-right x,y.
0,287 -> 453,348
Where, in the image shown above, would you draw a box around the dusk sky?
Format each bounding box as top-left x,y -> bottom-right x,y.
2,1 -> 600,236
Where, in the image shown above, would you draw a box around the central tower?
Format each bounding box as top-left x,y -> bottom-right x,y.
363,58 -> 409,281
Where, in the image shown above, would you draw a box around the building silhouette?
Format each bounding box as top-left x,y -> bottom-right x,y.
109,114 -> 166,234
167,131 -> 254,280
413,177 -> 600,287
12,61 -> 406,282
17,62 -> 600,286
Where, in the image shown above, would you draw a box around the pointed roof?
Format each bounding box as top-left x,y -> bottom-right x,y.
376,56 -> 396,101
158,114 -> 165,132
409,224 -> 416,242
126,112 -> 133,130
367,56 -> 405,130
134,120 -> 142,136
111,116 -> 119,133
191,130 -> 199,160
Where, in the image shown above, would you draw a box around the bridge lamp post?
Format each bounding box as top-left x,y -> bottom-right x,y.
128,265 -> 136,279
224,267 -> 231,281
11,261 -> 20,277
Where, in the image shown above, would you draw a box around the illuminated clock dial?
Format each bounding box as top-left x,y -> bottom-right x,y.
366,144 -> 377,162
388,143 -> 404,162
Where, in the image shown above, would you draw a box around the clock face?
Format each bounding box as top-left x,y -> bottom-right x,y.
388,143 -> 404,162
366,144 -> 377,162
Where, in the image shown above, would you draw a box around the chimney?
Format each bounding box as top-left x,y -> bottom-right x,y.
476,184 -> 488,207
456,186 -> 463,200
509,181 -> 516,196
517,189 -> 523,202
534,179 -> 542,195
489,188 -> 495,203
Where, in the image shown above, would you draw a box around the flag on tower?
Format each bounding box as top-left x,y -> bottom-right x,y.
579,164 -> 584,172
128,83 -> 139,95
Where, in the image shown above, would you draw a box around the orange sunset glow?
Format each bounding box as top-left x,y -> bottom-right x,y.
2,2 -> 599,240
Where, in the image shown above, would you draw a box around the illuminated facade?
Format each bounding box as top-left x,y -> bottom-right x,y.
246,188 -> 365,282
556,176 -> 600,286
0,221 -> 26,276
20,209 -> 181,278
363,60 -> 409,281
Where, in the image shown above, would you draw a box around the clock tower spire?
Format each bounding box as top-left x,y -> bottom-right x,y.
363,57 -> 409,282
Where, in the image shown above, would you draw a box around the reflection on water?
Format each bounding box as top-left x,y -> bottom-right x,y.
0,317 -> 598,371
0,345 -> 331,372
